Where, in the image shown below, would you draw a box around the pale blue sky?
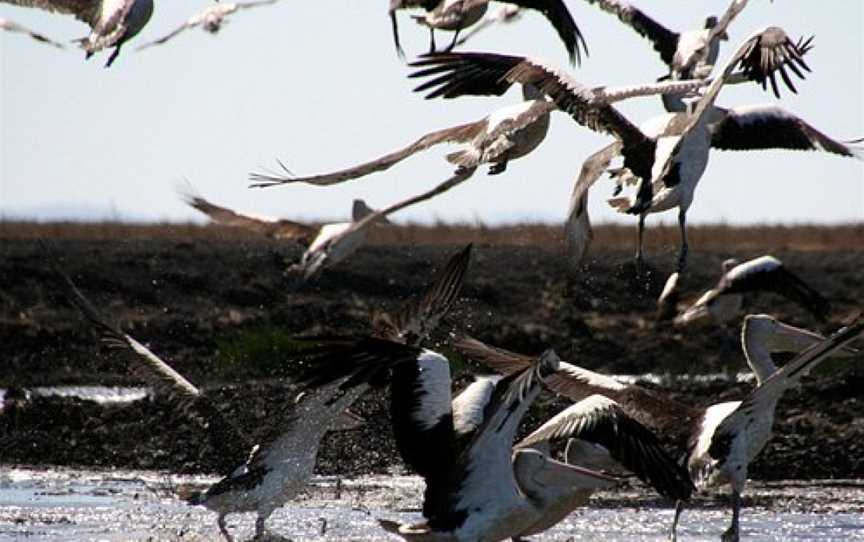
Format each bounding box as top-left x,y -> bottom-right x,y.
1,1 -> 862,226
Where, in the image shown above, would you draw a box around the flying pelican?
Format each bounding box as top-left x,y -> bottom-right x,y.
287,169 -> 474,280
182,192 -> 390,279
57,243 -> 471,541
581,0 -> 750,81
297,337 -> 627,541
249,77 -> 710,190
409,25 -> 813,272
672,255 -> 831,326
0,16 -> 64,47
2,0 -> 154,66
388,0 -> 587,65
136,0 -> 279,51
456,314 -> 861,541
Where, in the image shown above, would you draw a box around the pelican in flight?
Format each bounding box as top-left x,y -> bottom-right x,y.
57,243 -> 471,541
389,0 -> 587,64
250,77 -> 709,190
564,28 -> 861,271
582,0 -> 751,82
182,192 -> 392,279
137,0 -> 279,51
459,314 -> 862,541
670,255 -> 831,327
409,25 -> 814,272
2,0 -> 154,66
286,169 -> 473,280
0,16 -> 64,47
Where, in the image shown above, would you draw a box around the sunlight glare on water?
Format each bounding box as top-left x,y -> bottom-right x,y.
0,468 -> 863,541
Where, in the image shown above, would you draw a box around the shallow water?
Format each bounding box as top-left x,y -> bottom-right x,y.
1,467 -> 862,541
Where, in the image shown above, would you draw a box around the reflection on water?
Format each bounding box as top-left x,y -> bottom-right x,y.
0,467 -> 862,541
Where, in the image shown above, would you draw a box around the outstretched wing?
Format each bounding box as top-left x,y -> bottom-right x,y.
136,18 -> 199,50
249,119 -> 486,188
2,0 -> 101,26
505,0 -> 587,65
184,194 -> 316,242
518,395 -> 694,500
582,0 -> 678,66
711,105 -> 862,159
381,244 -> 473,345
1,17 -> 65,47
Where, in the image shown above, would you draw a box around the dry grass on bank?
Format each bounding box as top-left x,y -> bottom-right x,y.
1,220 -> 862,251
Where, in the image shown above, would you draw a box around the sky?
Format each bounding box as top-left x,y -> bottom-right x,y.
1,1 -> 862,227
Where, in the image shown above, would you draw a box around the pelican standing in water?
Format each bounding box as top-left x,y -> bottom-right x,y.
2,0 -> 154,66
459,314 -> 862,541
389,0 -> 587,64
137,0 -> 279,50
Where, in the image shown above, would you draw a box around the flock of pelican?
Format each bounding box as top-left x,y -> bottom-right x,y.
11,0 -> 862,541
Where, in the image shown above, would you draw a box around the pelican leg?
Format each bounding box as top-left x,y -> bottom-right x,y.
445,27 -> 463,51
488,160 -> 509,175
217,513 -> 234,542
634,214 -> 646,269
721,490 -> 741,542
428,27 -> 437,53
676,209 -> 689,274
668,500 -> 684,542
254,514 -> 267,539
104,44 -> 123,68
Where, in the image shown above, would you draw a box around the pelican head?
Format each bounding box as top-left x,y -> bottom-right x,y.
721,258 -> 741,273
743,314 -> 859,358
704,15 -> 728,40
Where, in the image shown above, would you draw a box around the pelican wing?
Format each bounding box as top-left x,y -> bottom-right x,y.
249,119 -> 486,188
451,375 -> 500,436
564,141 -> 622,267
236,0 -> 278,9
184,194 -> 316,242
711,105 -> 862,159
1,0 -> 101,26
718,256 -> 831,322
453,335 -> 537,374
709,317 -> 864,461
504,0 -> 587,64
518,395 -> 694,500
582,0 -> 678,66
0,17 -> 64,47
383,244 -> 473,345
428,353 -> 556,529
136,18 -> 200,50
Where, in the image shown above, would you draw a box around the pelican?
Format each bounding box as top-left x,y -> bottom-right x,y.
57,243 -> 471,541
297,337 -> 626,542
565,29 -> 862,271
182,192 -> 388,278
582,0 -> 751,81
249,77 -> 710,190
287,169 -> 474,280
2,0 -> 154,66
389,0 -> 587,64
0,16 -> 64,47
137,0 -> 279,51
457,314 -> 861,541
672,255 -> 831,326
452,4 -> 522,48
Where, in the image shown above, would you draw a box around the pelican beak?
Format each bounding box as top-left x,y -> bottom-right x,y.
772,321 -> 860,357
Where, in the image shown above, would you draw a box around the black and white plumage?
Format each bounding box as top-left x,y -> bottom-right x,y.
136,0 -> 278,50
564,28 -> 829,271
298,337 -> 620,541
582,0 -> 751,81
0,15 -> 64,47
389,0 -> 587,65
683,315 -> 864,542
674,255 -> 832,326
2,0 -> 154,66
249,85 -> 554,188
456,316 -> 859,541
